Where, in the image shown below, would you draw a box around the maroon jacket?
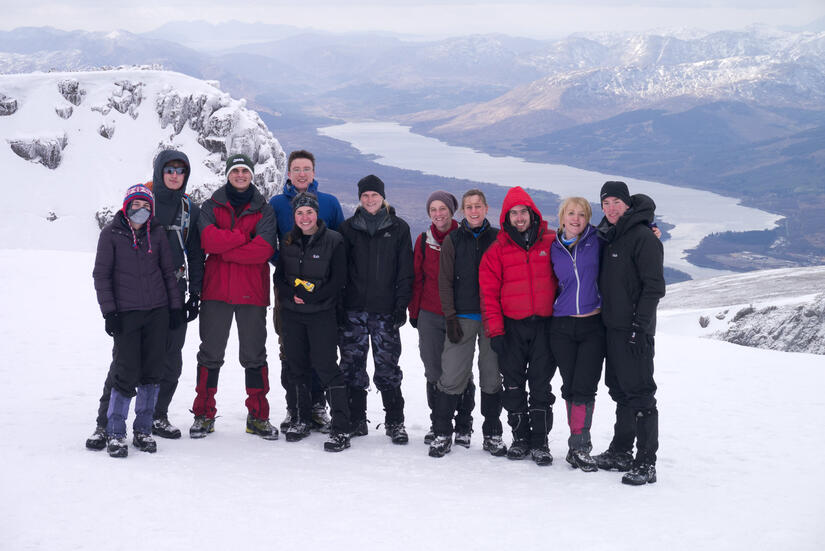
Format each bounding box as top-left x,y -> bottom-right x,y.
93,211 -> 183,316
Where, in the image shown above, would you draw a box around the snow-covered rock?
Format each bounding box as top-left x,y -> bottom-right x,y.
0,93 -> 18,116
8,133 -> 68,168
54,105 -> 73,119
0,68 -> 286,251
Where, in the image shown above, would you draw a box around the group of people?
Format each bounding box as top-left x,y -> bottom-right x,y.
88,146 -> 665,486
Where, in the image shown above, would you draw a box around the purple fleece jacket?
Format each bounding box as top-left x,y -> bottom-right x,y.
551,224 -> 602,317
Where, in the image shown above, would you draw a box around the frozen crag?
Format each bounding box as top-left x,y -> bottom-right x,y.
0,93 -> 18,116
57,78 -> 85,106
8,134 -> 68,168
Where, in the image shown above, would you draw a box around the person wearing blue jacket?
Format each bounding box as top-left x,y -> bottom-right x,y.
269,150 -> 345,434
549,197 -> 604,473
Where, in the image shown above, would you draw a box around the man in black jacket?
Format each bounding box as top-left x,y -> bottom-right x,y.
338,175 -> 414,444
86,149 -> 204,449
593,181 -> 665,485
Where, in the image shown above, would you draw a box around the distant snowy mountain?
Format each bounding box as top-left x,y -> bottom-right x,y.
0,68 -> 285,251
659,265 -> 825,355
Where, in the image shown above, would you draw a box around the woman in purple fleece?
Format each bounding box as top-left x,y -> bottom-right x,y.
92,184 -> 184,458
549,197 -> 605,472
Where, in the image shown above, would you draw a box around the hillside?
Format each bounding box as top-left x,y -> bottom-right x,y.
0,68 -> 285,251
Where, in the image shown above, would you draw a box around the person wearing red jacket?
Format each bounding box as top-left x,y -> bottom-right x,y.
408,191 -> 474,446
479,186 -> 558,465
189,154 -> 279,440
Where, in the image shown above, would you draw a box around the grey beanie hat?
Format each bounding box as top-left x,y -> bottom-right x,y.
292,192 -> 320,214
426,190 -> 458,215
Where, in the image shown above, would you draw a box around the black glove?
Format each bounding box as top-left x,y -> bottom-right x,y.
446,316 -> 463,344
169,308 -> 186,330
392,308 -> 407,330
294,286 -> 314,304
490,335 -> 507,357
410,317 -> 418,329
185,294 -> 200,322
627,322 -> 651,358
104,312 -> 122,337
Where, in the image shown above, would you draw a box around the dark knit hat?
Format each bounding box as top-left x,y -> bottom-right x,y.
292,192 -> 319,214
426,190 -> 458,215
122,183 -> 154,214
357,174 -> 385,199
600,181 -> 631,206
225,154 -> 255,177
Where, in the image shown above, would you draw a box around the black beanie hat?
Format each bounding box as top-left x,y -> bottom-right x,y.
225,154 -> 255,177
357,174 -> 385,199
600,181 -> 631,206
292,192 -> 320,214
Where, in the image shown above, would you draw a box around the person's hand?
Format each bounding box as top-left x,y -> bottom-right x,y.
392,308 -> 407,330
627,322 -> 651,357
104,312 -> 122,337
446,316 -> 463,344
294,286 -> 313,304
185,294 -> 200,322
490,335 -> 507,357
169,309 -> 186,330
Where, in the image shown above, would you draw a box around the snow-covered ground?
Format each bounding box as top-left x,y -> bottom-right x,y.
1,248 -> 822,550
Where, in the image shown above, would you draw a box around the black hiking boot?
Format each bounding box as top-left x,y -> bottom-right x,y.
384,423 -> 409,445
351,419 -> 369,437
482,435 -> 508,457
246,415 -> 279,440
189,416 -> 215,439
622,463 -> 657,485
324,431 -> 351,452
530,445 -> 553,466
454,430 -> 472,448
428,435 -> 453,458
285,421 -> 311,442
593,448 -> 634,471
107,436 -> 128,458
506,438 -> 530,460
424,427 -> 435,444
310,403 -> 332,434
132,432 -> 157,453
566,449 -> 599,472
279,410 -> 294,432
152,417 -> 182,439
85,426 -> 107,451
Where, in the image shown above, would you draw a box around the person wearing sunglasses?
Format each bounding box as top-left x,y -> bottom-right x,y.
85,150 -> 204,451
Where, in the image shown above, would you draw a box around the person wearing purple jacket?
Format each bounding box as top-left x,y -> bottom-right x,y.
92,184 -> 184,458
549,197 -> 605,472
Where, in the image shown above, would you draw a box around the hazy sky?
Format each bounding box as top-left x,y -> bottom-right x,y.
2,0 -> 824,38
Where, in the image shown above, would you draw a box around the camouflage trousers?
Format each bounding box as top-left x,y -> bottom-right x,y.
338,310 -> 404,392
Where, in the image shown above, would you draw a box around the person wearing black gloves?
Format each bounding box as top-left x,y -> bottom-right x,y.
338,175 -> 414,444
91,184 -> 183,457
86,150 -> 204,450
274,193 -> 351,452
592,181 -> 665,486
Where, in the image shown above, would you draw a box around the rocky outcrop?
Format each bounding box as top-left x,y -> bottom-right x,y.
110,80 -> 143,118
95,205 -> 117,229
98,123 -> 115,139
58,79 -> 85,106
0,93 -> 18,116
155,87 -> 285,200
55,105 -> 73,119
715,294 -> 825,355
8,134 -> 68,169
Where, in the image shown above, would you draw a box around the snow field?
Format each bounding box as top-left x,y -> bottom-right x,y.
0,249 -> 822,550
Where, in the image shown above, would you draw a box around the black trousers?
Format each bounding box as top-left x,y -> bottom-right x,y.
604,328 -> 657,411
549,314 -> 605,403
498,317 -> 556,414
109,308 -> 168,398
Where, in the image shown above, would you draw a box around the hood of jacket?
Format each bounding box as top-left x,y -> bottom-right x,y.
499,186 -> 546,249
151,150 -> 191,227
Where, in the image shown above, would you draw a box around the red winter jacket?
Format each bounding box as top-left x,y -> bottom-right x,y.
409,220 -> 458,320
199,185 -> 277,306
479,186 -> 558,338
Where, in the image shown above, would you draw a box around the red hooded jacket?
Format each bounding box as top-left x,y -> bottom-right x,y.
478,186 -> 558,337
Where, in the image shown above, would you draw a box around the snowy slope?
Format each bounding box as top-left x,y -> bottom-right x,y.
0,68 -> 285,252
1,249 -> 823,550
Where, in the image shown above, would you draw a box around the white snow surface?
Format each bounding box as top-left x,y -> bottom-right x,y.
1,248 -> 823,550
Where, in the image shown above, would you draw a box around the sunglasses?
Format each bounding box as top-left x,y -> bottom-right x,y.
163,167 -> 187,175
